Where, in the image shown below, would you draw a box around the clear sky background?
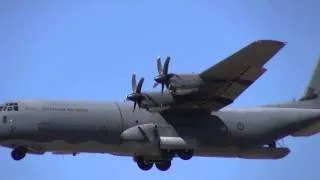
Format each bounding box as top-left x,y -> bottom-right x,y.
1,1 -> 320,179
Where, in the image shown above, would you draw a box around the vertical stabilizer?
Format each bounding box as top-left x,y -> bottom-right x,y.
300,56 -> 320,101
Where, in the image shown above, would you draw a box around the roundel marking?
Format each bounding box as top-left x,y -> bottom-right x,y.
237,122 -> 245,131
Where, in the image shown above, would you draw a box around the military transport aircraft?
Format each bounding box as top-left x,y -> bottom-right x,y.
0,40 -> 320,171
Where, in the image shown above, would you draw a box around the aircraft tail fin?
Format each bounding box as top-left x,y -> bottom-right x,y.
268,56 -> 320,137
300,56 -> 320,101
289,56 -> 320,137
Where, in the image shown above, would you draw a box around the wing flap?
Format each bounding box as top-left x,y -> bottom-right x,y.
240,66 -> 267,83
219,82 -> 248,100
195,66 -> 266,110
218,66 -> 266,100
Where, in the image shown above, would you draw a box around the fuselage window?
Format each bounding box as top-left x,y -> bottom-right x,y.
2,116 -> 7,124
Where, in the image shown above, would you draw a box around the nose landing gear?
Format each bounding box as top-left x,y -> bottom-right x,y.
11,147 -> 27,161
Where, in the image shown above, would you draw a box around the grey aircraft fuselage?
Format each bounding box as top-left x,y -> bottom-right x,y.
0,99 -> 319,159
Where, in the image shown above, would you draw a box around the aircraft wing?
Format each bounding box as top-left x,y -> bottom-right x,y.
195,40 -> 286,110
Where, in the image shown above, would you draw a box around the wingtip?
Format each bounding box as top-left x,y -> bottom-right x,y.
255,39 -> 287,46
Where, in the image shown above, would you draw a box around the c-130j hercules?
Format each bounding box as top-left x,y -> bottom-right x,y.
0,40 -> 319,171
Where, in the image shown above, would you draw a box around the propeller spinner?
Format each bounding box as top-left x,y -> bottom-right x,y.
153,56 -> 174,95
127,73 -> 145,111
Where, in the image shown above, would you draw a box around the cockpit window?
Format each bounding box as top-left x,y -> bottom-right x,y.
7,106 -> 12,111
0,102 -> 19,112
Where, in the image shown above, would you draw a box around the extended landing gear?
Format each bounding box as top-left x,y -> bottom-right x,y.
155,161 -> 171,171
177,149 -> 194,160
136,160 -> 171,171
160,149 -> 175,159
161,149 -> 194,160
134,149 -> 194,171
11,147 -> 27,161
134,156 -> 172,171
136,157 -> 153,171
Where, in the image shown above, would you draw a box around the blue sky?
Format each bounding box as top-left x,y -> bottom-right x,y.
1,1 -> 320,179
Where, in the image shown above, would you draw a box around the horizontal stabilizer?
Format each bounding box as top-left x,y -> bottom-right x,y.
291,120 -> 320,137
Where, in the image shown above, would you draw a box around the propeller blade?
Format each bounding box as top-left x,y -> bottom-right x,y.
132,73 -> 137,92
156,56 -> 162,75
133,101 -> 137,111
161,83 -> 164,95
136,77 -> 144,93
153,82 -> 159,88
163,56 -> 170,76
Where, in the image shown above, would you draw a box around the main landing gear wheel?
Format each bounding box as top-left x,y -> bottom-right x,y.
177,149 -> 194,160
136,158 -> 153,171
155,161 -> 171,171
11,147 -> 27,161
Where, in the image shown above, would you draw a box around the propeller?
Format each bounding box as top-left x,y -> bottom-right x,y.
153,56 -> 173,95
127,73 -> 145,111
